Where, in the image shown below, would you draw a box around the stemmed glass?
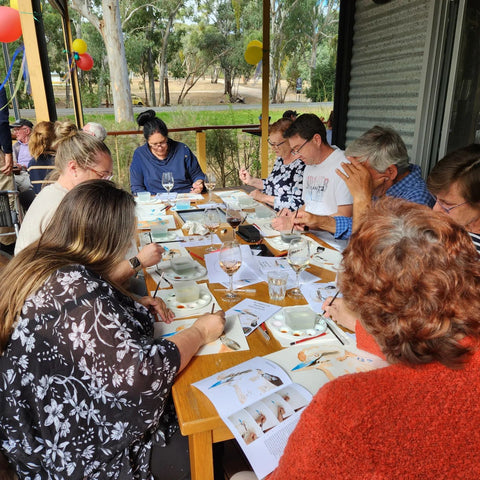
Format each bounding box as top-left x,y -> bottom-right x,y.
204,171 -> 217,202
162,172 -> 174,203
204,208 -> 220,253
219,241 -> 242,302
287,237 -> 311,298
226,204 -> 243,241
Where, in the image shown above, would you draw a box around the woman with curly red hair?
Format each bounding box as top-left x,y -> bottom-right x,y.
269,197 -> 480,479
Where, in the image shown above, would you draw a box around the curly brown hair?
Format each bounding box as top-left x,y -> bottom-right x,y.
339,197 -> 480,369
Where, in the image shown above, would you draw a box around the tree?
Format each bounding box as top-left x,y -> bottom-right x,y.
70,0 -> 134,122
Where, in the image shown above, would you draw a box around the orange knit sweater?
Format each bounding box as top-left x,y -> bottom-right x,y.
270,347 -> 480,479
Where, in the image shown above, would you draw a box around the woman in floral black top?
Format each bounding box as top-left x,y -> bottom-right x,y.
0,180 -> 225,479
239,118 -> 305,212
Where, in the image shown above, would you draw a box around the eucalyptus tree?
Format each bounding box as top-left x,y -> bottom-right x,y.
70,0 -> 134,122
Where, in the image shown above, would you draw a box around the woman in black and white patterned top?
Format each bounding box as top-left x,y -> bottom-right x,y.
239,118 -> 305,212
428,144 -> 480,255
0,180 -> 225,479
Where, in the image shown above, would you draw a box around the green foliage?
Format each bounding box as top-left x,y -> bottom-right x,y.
306,44 -> 336,102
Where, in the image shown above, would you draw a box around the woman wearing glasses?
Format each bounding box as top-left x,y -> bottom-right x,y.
428,144 -> 480,252
239,118 -> 305,211
130,110 -> 205,194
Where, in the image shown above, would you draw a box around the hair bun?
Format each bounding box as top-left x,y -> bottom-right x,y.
137,109 -> 157,127
55,121 -> 78,140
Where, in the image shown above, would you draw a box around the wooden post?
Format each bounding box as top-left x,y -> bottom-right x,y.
196,130 -> 207,171
261,0 -> 271,178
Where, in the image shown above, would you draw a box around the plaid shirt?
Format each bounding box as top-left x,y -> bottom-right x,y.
334,164 -> 435,239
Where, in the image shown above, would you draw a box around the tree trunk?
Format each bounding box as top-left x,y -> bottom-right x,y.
147,47 -> 156,106
224,69 -> 233,101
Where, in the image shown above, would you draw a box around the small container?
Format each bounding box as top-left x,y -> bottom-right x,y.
285,307 -> 317,330
151,221 -> 169,241
255,206 -> 273,218
136,191 -> 151,203
176,200 -> 191,210
267,270 -> 289,301
280,230 -> 301,243
172,281 -> 200,303
171,256 -> 196,274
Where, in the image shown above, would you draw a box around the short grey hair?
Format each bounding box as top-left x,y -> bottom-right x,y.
83,122 -> 107,142
345,126 -> 409,174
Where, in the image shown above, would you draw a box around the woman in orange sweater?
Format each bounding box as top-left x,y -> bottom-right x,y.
270,198 -> 480,479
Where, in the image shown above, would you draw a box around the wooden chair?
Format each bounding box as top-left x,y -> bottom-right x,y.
0,190 -> 22,239
27,165 -> 56,189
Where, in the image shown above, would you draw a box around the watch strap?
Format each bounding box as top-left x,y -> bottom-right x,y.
129,256 -> 142,273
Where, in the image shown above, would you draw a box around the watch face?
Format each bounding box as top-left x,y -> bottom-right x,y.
130,257 -> 141,269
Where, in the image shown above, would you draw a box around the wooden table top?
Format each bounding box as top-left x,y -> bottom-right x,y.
142,192 -> 337,437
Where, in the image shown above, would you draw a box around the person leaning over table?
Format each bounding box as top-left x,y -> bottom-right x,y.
267,198 -> 480,479
0,180 -> 225,479
14,123 -> 164,287
130,109 -> 205,194
238,118 -> 305,211
271,113 -> 353,233
292,125 -> 435,238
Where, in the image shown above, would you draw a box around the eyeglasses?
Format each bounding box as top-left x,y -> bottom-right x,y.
267,139 -> 287,148
89,168 -> 113,180
148,141 -> 168,150
291,138 -> 311,156
434,197 -> 468,214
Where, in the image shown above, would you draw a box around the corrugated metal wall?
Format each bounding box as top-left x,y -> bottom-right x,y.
346,0 -> 431,161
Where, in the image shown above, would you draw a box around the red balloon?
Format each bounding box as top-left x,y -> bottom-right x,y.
76,53 -> 94,71
0,6 -> 22,43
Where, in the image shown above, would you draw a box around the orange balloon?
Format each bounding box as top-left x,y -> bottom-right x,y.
76,53 -> 94,71
0,7 -> 22,43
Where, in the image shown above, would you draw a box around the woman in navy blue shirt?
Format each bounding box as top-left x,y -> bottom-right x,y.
130,110 -> 205,194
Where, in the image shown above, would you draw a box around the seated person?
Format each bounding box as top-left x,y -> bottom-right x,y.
15,123 -> 163,285
27,121 -> 57,194
428,144 -> 480,252
0,180 -> 225,478
239,118 -> 305,212
270,197 -> 480,479
130,110 -> 205,194
293,125 -> 435,238
271,113 -> 352,232
83,121 -> 107,141
10,118 -> 34,192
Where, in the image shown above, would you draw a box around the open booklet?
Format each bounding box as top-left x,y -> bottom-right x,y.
193,346 -> 388,479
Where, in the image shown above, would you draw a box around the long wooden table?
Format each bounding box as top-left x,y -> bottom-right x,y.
143,193 -> 336,480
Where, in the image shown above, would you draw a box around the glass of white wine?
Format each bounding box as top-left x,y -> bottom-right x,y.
204,208 -> 220,253
204,171 -> 217,202
219,241 -> 242,302
161,171 -> 174,203
287,237 -> 311,298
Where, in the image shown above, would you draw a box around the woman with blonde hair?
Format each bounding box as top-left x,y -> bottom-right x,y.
0,180 -> 225,478
27,120 -> 57,193
239,118 -> 305,211
15,123 -> 164,286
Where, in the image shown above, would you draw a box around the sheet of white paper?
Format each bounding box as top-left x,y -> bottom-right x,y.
182,234 -> 221,247
301,281 -> 338,313
155,192 -> 178,201
137,214 -> 177,230
176,192 -> 204,200
226,299 -> 282,336
310,247 -> 343,273
310,230 -> 348,252
249,219 -> 281,237
154,314 -> 249,354
135,204 -> 168,221
201,202 -> 226,210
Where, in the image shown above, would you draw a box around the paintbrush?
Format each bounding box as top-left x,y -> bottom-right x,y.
153,272 -> 163,298
290,209 -> 299,234
321,291 -> 344,345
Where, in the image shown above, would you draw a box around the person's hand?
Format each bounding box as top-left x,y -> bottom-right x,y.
321,296 -> 357,332
239,167 -> 252,186
249,189 -> 264,202
293,210 -> 317,231
336,158 -> 375,202
137,296 -> 175,323
191,179 -> 204,193
12,164 -> 22,175
137,243 -> 164,268
271,214 -> 294,232
191,311 -> 226,344
1,153 -> 13,175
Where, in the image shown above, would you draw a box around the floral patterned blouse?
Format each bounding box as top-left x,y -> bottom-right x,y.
263,157 -> 305,211
0,265 -> 181,479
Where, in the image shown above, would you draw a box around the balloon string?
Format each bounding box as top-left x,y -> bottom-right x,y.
0,44 -> 24,92
18,10 -> 40,22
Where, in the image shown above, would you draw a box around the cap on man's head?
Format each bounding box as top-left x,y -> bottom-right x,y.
282,110 -> 298,119
10,119 -> 33,129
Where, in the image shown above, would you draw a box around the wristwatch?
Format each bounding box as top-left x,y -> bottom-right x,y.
128,256 -> 143,274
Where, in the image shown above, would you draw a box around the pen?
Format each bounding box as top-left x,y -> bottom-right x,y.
289,332 -> 326,346
260,323 -> 270,341
290,210 -> 299,234
190,251 -> 204,261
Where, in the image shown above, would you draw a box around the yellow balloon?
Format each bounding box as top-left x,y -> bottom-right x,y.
10,0 -> 18,10
247,40 -> 262,50
244,45 -> 263,65
72,38 -> 87,55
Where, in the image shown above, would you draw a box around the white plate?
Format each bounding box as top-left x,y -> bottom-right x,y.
162,263 -> 207,281
266,306 -> 327,341
135,195 -> 164,205
163,289 -> 213,313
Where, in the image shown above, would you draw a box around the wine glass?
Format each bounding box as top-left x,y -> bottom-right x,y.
204,208 -> 220,253
219,241 -> 242,302
161,171 -> 174,203
204,171 -> 217,202
226,204 -> 243,241
287,237 -> 311,298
